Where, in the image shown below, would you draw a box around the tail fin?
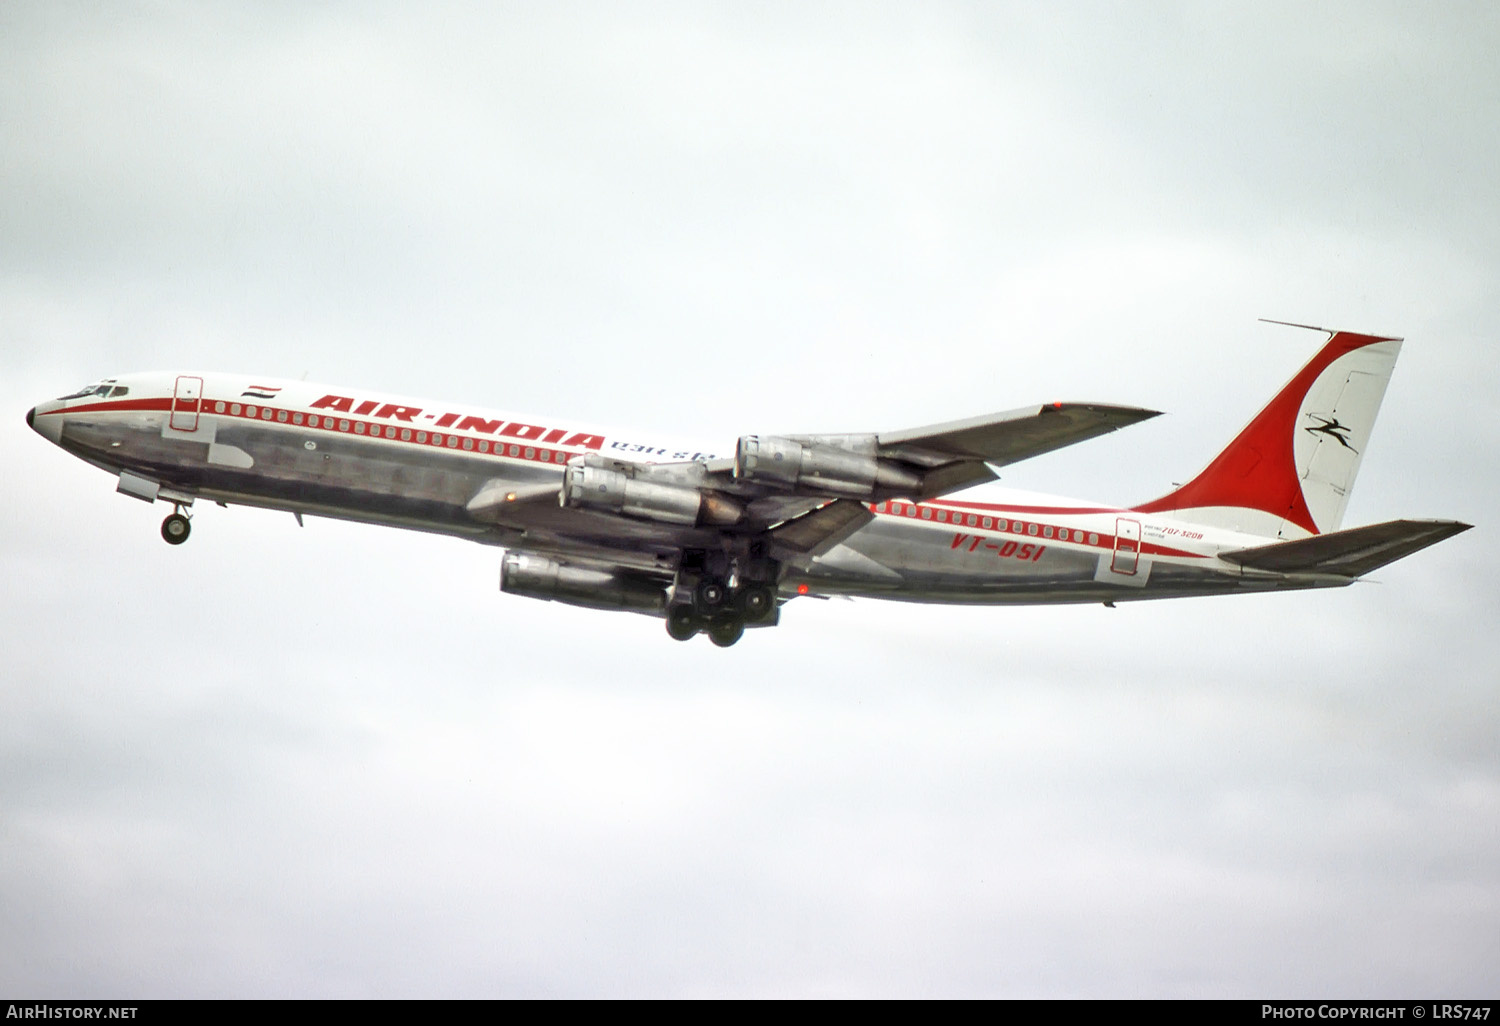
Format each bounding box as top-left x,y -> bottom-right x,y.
1135,325 -> 1403,539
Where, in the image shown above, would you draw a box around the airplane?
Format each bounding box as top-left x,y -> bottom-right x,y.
26,323 -> 1470,646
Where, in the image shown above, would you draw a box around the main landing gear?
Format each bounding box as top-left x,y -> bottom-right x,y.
664,574 -> 777,648
161,507 -> 191,545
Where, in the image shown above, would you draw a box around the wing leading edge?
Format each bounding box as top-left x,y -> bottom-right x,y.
878,402 -> 1162,467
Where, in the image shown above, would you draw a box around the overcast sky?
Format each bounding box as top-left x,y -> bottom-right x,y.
3,1 -> 1497,998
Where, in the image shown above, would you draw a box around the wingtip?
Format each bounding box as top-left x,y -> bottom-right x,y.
1101,403 -> 1164,423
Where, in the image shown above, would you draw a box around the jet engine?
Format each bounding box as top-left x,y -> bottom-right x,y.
501,551 -> 668,614
734,434 -> 922,500
561,455 -> 743,526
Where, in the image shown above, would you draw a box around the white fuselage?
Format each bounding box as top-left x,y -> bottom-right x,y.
28,370 -> 1341,611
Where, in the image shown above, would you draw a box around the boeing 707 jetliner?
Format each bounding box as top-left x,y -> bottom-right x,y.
27,324 -> 1470,646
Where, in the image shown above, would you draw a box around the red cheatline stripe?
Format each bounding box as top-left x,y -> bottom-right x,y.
39,398 -> 172,416
47,396 -> 589,467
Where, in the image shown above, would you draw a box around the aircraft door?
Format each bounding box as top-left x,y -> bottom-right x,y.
171,376 -> 203,431
1111,517 -> 1141,575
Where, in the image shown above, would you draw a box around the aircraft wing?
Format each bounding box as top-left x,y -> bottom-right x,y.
467,402 -> 1162,542
717,402 -> 1161,503
765,498 -> 875,561
877,402 -> 1162,469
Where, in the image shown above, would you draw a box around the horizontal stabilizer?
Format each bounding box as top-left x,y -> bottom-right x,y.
767,498 -> 874,562
1219,519 -> 1471,577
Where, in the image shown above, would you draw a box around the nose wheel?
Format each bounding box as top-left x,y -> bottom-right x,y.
161,509 -> 191,545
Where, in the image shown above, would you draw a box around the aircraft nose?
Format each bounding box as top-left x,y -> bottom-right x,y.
28,400 -> 64,445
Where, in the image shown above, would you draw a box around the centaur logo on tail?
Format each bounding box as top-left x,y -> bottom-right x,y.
27,323 -> 1470,646
1305,415 -> 1357,452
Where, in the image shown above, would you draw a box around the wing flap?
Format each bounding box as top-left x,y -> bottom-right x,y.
767,498 -> 875,562
1219,518 -> 1471,577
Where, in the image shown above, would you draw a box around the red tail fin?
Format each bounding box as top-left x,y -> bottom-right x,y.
1134,327 -> 1403,539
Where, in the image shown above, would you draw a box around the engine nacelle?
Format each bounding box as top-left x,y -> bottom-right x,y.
501,551 -> 668,614
561,456 -> 743,526
734,434 -> 922,499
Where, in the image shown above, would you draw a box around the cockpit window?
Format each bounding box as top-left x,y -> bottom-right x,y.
56,381 -> 123,401
57,384 -> 101,400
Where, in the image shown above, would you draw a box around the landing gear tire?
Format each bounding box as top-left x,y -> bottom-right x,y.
665,605 -> 699,642
737,584 -> 774,620
695,578 -> 727,610
161,513 -> 191,545
707,618 -> 745,648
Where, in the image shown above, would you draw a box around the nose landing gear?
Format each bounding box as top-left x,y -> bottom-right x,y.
161,507 -> 191,545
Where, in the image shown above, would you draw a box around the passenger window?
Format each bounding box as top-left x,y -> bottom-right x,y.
981,517 -> 993,530
1043,526 -> 1053,538
920,508 -> 931,520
